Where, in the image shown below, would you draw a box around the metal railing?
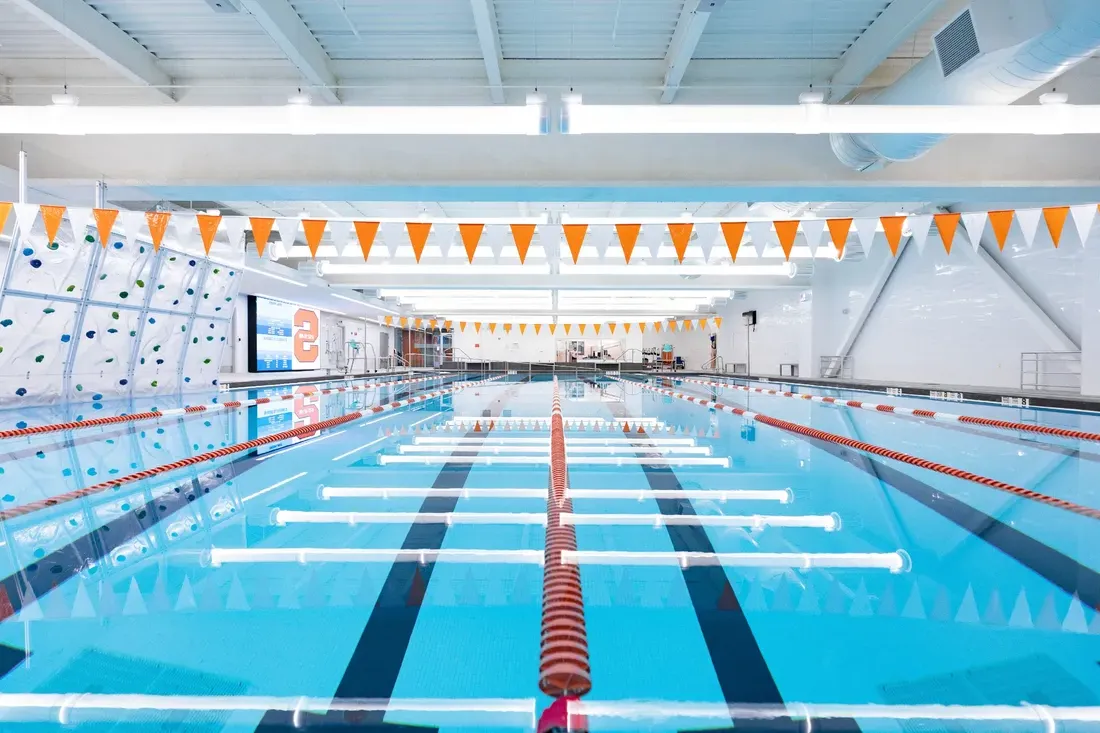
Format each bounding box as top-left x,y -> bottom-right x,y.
1020,351 -> 1081,394
619,348 -> 644,364
699,356 -> 724,372
819,355 -> 853,379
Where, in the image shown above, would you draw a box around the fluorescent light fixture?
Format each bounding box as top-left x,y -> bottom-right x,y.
242,265 -> 307,287
255,294 -> 346,316
329,292 -> 401,314
324,264 -> 550,276
561,97 -> 1100,135
0,100 -> 545,136
561,264 -> 795,276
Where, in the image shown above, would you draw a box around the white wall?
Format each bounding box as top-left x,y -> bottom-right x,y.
716,290 -> 810,376
453,326 -> 642,362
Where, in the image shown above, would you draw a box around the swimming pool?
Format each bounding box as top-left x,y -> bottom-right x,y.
0,372 -> 1097,731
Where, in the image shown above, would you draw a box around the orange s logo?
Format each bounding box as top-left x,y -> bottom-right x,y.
293,308 -> 319,364
294,386 -> 320,436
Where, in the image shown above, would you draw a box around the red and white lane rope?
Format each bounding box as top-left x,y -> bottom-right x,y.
0,374 -> 449,442
0,376 -> 502,524
679,376 -> 1100,444
538,376 -> 592,699
617,377 -> 1100,522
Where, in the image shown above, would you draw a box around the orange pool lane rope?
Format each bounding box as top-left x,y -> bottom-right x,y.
680,376 -> 1100,444
0,376 -> 501,525
0,374 -> 448,441
618,377 -> 1100,523
539,377 -> 593,699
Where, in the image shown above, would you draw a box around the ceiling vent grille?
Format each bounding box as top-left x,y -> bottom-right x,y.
935,9 -> 981,77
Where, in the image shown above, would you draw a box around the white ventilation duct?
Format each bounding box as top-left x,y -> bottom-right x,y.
831,0 -> 1100,171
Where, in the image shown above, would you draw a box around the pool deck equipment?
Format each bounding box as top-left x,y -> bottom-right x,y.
680,376 -> 1100,443
616,377 -> 1100,522
0,376 -> 502,524
539,376 -> 593,699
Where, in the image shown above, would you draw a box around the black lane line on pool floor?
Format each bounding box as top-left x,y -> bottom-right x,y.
0,378 -> 434,625
667,380 -> 1100,611
256,376 -> 530,731
584,378 -> 862,733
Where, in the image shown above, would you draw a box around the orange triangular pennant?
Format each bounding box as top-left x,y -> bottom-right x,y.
639,322 -> 646,333
414,318 -> 422,329
488,323 -> 497,333
0,202 -> 10,236
773,220 -> 799,261
444,320 -> 452,329
354,221 -> 380,260
653,321 -> 662,332
534,323 -> 542,334
826,218 -> 853,259
549,323 -> 556,334
564,324 -> 572,335
721,221 -> 747,262
400,317 -> 408,327
92,208 -> 119,249
578,324 -> 586,335
40,205 -> 66,243
880,215 -> 906,256
715,317 -> 723,329
459,223 -> 484,263
616,223 -> 641,264
623,322 -> 631,333
406,222 -> 432,262
429,319 -> 437,329
668,222 -> 694,262
933,213 -> 960,254
503,323 -> 512,333
698,318 -> 708,330
593,324 -> 601,335
385,316 -> 394,326
1041,207 -> 1069,248
301,219 -> 327,258
459,321 -> 467,332
249,217 -> 274,257
519,323 -> 527,334
683,320 -> 693,331
609,323 -> 617,334
989,210 -> 1016,250
511,224 -> 536,264
563,224 -> 588,264
146,211 -> 171,251
195,213 -> 221,254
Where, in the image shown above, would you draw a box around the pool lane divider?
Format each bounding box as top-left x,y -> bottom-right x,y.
539,377 -> 593,699
619,377 -> 1100,522
0,373 -> 453,441
0,376 -> 502,525
681,376 -> 1100,444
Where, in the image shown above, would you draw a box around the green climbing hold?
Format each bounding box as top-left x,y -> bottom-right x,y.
136,279 -> 145,287
152,345 -> 160,352
111,311 -> 120,320
151,380 -> 158,387
119,291 -> 129,299
76,384 -> 83,391
35,355 -> 44,363
203,358 -> 211,364
85,235 -> 95,243
99,274 -> 107,280
213,268 -> 220,274
42,308 -> 55,314
129,330 -> 136,337
66,285 -> 76,292
105,357 -> 114,363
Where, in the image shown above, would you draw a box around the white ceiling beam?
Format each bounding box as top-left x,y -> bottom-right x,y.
468,0 -> 506,104
9,0 -> 173,100
828,0 -> 947,102
660,0 -> 719,104
238,0 -> 340,104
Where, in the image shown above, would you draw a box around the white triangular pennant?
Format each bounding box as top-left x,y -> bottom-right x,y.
694,222 -> 719,262
908,214 -> 932,254
1071,204 -> 1097,247
589,225 -> 614,260
122,210 -> 145,250
432,222 -> 456,259
327,219 -> 353,256
855,218 -> 878,257
380,222 -> 405,258
67,207 -> 94,243
223,216 -> 248,252
276,217 -> 300,255
174,213 -> 198,252
14,203 -> 39,236
538,223 -> 561,262
747,222 -> 772,258
641,224 -> 664,261
1016,208 -> 1042,248
962,211 -> 987,251
486,225 -> 507,262
122,577 -> 148,615
800,218 -> 826,257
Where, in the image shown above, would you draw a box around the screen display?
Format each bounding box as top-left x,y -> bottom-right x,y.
250,297 -> 321,372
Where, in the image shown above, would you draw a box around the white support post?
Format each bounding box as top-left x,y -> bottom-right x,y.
10,0 -> 173,100
17,151 -> 27,204
469,0 -> 505,104
659,0 -> 716,103
827,0 -> 947,102
238,0 -> 340,104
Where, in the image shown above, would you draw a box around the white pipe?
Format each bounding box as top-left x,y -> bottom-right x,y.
560,512 -> 839,530
412,437 -> 698,445
396,444 -> 711,455
831,0 -> 1100,170
318,486 -> 794,502
207,548 -> 544,566
378,455 -> 730,467
273,510 -> 547,525
561,549 -> 911,572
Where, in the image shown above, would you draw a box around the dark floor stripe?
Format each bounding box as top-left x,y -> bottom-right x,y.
257,376 -> 528,731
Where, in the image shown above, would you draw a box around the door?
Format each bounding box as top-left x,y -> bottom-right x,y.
380,331 -> 390,369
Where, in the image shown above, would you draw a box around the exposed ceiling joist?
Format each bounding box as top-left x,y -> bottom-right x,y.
238,0 -> 341,104
828,0 -> 947,102
469,0 -> 506,104
660,0 -> 720,104
9,0 -> 173,100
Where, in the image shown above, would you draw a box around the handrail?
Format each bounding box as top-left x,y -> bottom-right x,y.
700,355 -> 724,372
346,341 -> 377,374
619,348 -> 644,364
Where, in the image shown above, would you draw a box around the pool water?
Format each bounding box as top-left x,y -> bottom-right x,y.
0,373 -> 1098,731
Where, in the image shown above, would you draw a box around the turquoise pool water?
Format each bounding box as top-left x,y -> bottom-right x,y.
0,373 -> 1097,731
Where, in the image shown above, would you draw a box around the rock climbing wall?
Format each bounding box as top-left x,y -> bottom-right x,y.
0,208 -> 242,406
